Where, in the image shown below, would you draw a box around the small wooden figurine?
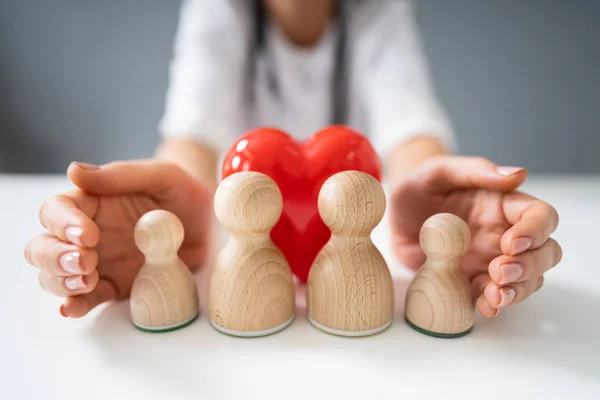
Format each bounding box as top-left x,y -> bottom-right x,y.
130,210 -> 199,332
209,171 -> 295,337
405,213 -> 474,338
307,171 -> 394,336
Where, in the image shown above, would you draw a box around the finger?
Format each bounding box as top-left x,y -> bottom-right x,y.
24,234 -> 98,276
489,238 -> 562,285
38,271 -> 99,297
472,273 -> 500,318
392,242 -> 425,271
484,277 -> 543,309
476,295 -> 499,318
501,192 -> 559,255
60,279 -> 119,318
414,156 -> 527,194
67,160 -> 193,199
470,272 -> 491,298
38,193 -> 100,247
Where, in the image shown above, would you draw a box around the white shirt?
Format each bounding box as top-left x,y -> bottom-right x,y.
158,0 -> 455,159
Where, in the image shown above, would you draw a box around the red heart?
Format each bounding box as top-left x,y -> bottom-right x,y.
222,126 -> 382,282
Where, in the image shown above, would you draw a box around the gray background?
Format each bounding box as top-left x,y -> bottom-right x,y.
1,0 -> 599,173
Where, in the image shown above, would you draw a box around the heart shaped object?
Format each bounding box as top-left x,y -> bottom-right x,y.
222,126 -> 382,282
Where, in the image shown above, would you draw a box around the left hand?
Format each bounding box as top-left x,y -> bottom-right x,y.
390,155 -> 562,317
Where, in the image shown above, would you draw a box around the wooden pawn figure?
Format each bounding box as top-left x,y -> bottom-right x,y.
130,210 -> 199,332
405,213 -> 474,338
308,171 -> 394,337
209,171 -> 295,337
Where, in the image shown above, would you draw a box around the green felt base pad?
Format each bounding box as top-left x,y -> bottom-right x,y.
405,316 -> 472,339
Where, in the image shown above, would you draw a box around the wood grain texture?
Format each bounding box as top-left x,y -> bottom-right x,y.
209,172 -> 295,336
130,210 -> 199,330
307,171 -> 394,336
405,213 -> 474,337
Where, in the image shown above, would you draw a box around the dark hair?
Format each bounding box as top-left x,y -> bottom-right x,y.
245,0 -> 348,124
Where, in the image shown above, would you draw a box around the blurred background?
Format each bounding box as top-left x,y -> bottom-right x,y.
1,0 -> 598,174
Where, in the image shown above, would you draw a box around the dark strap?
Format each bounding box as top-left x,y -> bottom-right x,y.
332,0 -> 348,125
246,0 -> 348,125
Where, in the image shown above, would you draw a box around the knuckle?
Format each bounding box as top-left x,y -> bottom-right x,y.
474,274 -> 490,295
536,276 -> 545,292
153,160 -> 182,180
44,249 -> 60,274
529,246 -> 545,267
54,194 -> 72,208
415,155 -> 449,184
23,242 -> 34,265
38,273 -> 46,291
39,195 -> 67,225
551,207 -> 560,230
163,160 -> 185,179
538,202 -> 559,235
49,194 -> 68,207
157,159 -> 177,171
552,240 -> 563,265
472,156 -> 491,166
37,201 -> 47,223
513,282 -> 526,302
40,274 -> 67,297
85,272 -> 100,291
420,155 -> 443,170
79,250 -> 95,274
425,161 -> 447,182
53,276 -> 69,297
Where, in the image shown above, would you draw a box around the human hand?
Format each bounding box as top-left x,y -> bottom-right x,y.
390,156 -> 562,317
24,160 -> 213,318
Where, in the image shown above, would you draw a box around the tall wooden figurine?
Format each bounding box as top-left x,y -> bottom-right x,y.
209,171 -> 295,337
307,171 -> 394,336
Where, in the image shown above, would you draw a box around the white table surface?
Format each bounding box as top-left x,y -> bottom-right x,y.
1,174 -> 599,400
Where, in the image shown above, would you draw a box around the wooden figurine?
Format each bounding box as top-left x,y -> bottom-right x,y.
209,171 -> 295,337
405,213 -> 474,338
130,210 -> 199,332
307,171 -> 394,336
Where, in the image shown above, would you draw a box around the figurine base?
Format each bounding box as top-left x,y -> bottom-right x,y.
308,316 -> 392,337
210,316 -> 294,338
134,312 -> 199,333
405,316 -> 472,338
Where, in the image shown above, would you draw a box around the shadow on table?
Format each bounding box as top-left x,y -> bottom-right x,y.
83,274 -> 600,393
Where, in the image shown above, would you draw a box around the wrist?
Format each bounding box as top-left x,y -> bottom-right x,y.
387,136 -> 448,185
155,138 -> 219,194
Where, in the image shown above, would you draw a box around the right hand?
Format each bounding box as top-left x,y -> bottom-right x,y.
24,160 -> 213,318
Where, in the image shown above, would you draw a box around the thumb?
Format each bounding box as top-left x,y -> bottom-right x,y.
60,279 -> 118,318
67,160 -> 191,199
414,156 -> 527,193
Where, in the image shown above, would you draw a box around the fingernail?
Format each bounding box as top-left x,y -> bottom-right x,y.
60,252 -> 82,274
75,162 -> 100,171
500,263 -> 523,284
512,237 -> 532,254
496,166 -> 525,176
65,226 -> 83,246
59,304 -> 68,318
499,287 -> 516,308
65,276 -> 87,290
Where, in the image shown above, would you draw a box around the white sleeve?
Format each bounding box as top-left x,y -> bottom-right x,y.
158,0 -> 247,153
360,0 -> 456,158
